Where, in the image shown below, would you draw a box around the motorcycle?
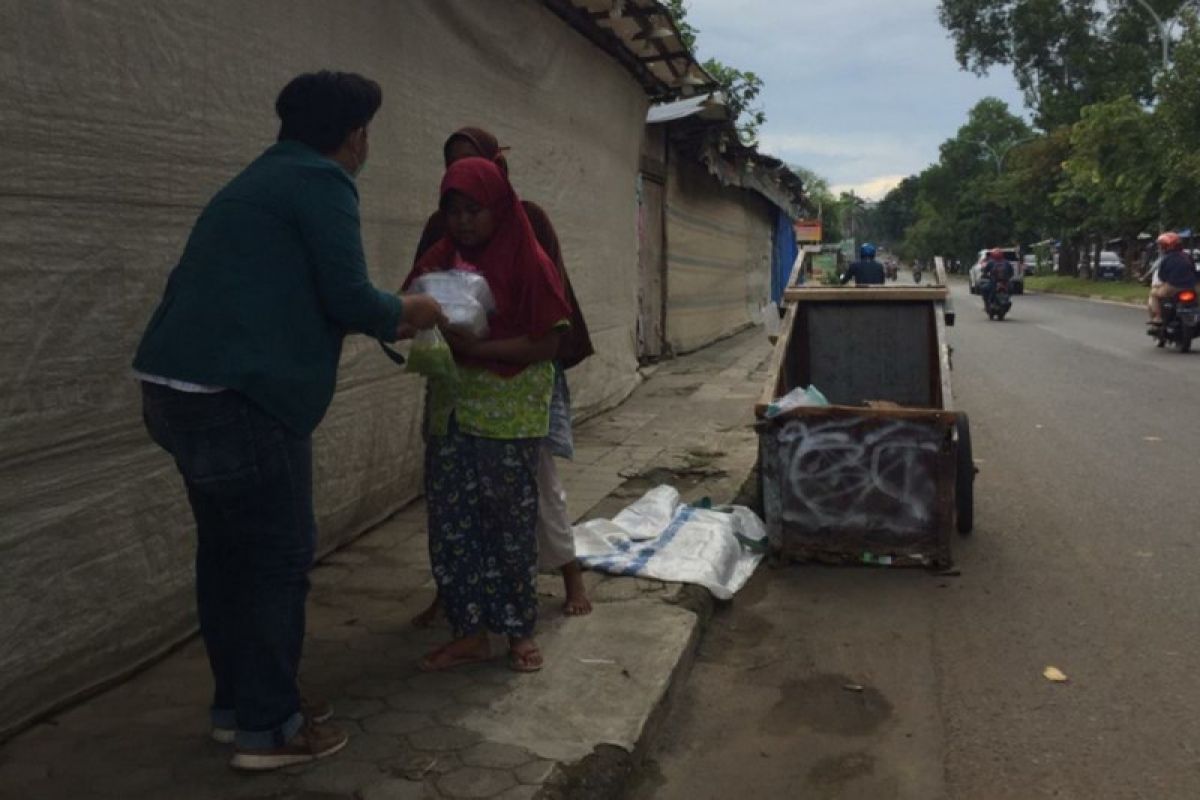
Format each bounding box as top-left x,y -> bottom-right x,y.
1148,288 -> 1199,352
982,278 -> 1011,321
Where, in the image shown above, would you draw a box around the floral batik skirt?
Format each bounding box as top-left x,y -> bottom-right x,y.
424,416 -> 541,639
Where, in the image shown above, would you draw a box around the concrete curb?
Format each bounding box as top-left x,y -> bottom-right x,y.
538,460 -> 760,800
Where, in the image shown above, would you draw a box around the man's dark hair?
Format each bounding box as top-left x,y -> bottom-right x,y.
275,71 -> 382,154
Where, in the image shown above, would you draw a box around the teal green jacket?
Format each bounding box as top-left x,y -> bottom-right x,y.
133,140 -> 403,435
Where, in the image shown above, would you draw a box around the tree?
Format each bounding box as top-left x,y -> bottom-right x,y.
936,0 -> 1183,127
787,164 -> 843,242
1154,12 -> 1200,228
899,99 -> 1032,263
664,0 -> 767,144
1059,96 -> 1161,261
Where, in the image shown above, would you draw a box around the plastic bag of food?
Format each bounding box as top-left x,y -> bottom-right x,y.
410,270 -> 495,338
405,328 -> 457,382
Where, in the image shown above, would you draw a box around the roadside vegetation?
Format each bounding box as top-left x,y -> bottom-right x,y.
866,2 -> 1200,277
1025,275 -> 1147,304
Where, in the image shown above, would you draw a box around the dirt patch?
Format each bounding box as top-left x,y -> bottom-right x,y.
613,466 -> 729,499
539,743 -> 631,800
649,384 -> 702,398
807,751 -> 877,787
763,674 -> 893,737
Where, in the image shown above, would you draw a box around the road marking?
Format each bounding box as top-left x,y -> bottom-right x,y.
1143,436 -> 1163,442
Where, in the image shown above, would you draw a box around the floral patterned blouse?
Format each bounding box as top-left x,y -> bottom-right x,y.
427,360 -> 556,440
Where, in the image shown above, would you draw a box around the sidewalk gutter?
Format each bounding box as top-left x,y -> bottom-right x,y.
0,327 -> 774,800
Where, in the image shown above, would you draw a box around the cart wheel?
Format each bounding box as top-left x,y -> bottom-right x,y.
955,413 -> 974,535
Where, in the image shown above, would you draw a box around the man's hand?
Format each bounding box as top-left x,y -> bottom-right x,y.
400,293 -> 446,332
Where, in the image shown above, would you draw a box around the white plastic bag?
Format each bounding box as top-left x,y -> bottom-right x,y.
765,384 -> 829,417
410,270 -> 495,338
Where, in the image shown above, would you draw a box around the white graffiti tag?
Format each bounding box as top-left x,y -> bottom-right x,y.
774,417 -> 942,535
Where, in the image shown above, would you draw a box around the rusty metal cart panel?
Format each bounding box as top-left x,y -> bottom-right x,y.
756,282 -> 969,568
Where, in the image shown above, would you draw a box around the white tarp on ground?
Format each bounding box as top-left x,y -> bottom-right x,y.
574,486 -> 768,600
0,0 -> 647,738
664,153 -> 774,353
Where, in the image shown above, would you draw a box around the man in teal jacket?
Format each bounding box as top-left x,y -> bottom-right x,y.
133,71 -> 442,771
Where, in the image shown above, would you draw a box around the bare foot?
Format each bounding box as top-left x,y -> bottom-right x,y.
411,594 -> 442,628
508,637 -> 544,673
418,634 -> 491,672
561,561 -> 592,616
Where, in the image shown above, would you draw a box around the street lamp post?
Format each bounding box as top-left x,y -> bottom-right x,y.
976,136 -> 1037,175
1134,0 -> 1200,70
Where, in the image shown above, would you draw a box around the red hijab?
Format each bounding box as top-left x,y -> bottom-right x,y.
404,157 -> 570,377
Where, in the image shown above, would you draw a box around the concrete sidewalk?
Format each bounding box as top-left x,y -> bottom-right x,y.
0,328 -> 772,800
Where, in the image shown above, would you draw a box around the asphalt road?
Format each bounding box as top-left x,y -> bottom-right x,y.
629,282 -> 1200,800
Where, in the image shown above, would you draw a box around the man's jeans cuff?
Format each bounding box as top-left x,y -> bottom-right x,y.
215,710 -> 303,749
211,707 -> 236,730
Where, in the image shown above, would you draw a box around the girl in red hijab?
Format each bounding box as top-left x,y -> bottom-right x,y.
404,157 -> 570,672
408,128 -> 596,630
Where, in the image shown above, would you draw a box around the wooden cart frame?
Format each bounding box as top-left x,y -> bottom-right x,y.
755,259 -> 972,568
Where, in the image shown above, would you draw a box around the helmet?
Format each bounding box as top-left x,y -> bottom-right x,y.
1157,231 -> 1183,251
988,248 -> 1004,260
860,243 -> 877,259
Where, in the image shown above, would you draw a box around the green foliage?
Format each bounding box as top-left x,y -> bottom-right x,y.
936,0 -> 1185,127
1155,12 -> 1200,227
663,0 -> 766,144
1059,95 -> 1161,240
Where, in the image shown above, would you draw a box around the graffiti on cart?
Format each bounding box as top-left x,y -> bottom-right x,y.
774,417 -> 942,536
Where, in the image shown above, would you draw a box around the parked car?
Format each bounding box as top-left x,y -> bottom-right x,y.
1022,254 -> 1037,276
969,248 -> 1024,295
1094,251 -> 1125,280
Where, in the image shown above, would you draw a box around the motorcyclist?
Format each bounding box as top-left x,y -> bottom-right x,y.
840,243 -> 886,286
979,248 -> 1013,308
1148,231 -> 1197,325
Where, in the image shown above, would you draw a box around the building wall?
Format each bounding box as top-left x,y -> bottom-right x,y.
0,0 -> 646,738
664,151 -> 774,353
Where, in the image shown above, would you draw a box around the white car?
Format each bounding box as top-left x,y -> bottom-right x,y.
969,249 -> 1023,295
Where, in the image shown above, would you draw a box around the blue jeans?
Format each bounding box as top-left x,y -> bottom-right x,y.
141,383 -> 312,748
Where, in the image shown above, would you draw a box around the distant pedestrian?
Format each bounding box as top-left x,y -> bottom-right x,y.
403,157 -> 572,673
841,243 -> 886,286
133,71 -> 444,771
408,127 -> 595,625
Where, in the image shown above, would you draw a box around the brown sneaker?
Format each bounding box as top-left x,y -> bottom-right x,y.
229,720 -> 349,771
301,693 -> 333,723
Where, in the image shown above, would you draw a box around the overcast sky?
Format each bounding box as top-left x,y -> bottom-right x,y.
682,0 -> 1030,199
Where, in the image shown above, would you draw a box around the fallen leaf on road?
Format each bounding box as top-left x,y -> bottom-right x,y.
1043,666 -> 1069,683
842,683 -> 864,693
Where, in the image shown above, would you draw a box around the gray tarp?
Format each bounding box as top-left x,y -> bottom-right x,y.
665,153 -> 773,353
0,0 -> 646,738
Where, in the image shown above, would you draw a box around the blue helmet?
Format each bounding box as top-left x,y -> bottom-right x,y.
860,243 -> 877,259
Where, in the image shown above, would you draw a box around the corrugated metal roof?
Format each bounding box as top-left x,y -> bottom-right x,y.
646,91 -> 728,124
542,0 -> 719,100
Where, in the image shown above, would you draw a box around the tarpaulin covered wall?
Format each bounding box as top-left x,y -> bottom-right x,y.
663,152 -> 773,353
0,0 -> 646,739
